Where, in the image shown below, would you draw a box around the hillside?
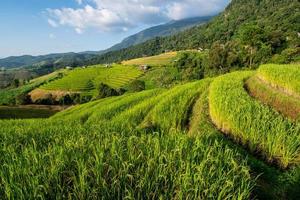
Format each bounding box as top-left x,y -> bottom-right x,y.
27,65 -> 142,103
1,64 -> 299,199
89,0 -> 300,66
0,16 -> 210,71
0,70 -> 64,105
40,65 -> 142,92
122,52 -> 177,66
106,16 -> 211,52
0,53 -> 95,70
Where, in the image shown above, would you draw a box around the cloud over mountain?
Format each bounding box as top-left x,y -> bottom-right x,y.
47,0 -> 229,34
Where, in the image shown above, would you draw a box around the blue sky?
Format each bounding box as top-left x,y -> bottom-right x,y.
0,0 -> 230,58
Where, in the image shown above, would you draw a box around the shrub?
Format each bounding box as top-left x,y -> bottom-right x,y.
98,83 -> 119,99
128,80 -> 146,92
59,94 -> 73,105
15,93 -> 32,105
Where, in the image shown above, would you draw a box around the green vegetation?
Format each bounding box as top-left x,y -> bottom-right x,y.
122,52 -> 177,66
209,71 -> 300,168
1,63 -> 300,199
0,106 -> 58,119
257,64 -> 300,96
0,71 -> 63,105
246,76 -> 300,121
89,0 -> 299,71
127,80 -> 145,92
138,66 -> 181,89
141,80 -> 211,133
0,83 -> 255,199
40,65 -> 142,95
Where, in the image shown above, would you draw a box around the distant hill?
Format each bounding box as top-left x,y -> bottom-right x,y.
0,52 -> 94,70
0,16 -> 211,70
105,16 -> 212,53
89,0 -> 300,66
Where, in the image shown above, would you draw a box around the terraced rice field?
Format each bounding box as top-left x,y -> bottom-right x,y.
122,52 -> 177,66
257,64 -> 300,97
1,64 -> 300,199
0,71 -> 63,105
40,65 -> 143,95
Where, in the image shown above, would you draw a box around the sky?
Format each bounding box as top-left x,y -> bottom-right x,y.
0,0 -> 230,58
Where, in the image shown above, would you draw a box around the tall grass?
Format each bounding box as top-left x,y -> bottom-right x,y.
246,76 -> 300,121
257,64 -> 300,96
0,72 -> 61,105
40,65 -> 142,93
209,71 -> 300,168
0,85 -> 255,199
122,52 -> 177,66
141,79 -> 212,133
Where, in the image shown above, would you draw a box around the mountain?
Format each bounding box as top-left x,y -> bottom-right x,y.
0,52 -> 94,70
89,0 -> 300,66
105,16 -> 212,52
0,16 -> 211,70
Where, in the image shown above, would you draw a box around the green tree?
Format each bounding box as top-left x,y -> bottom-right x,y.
13,79 -> 20,88
128,80 -> 145,92
98,83 -> 118,99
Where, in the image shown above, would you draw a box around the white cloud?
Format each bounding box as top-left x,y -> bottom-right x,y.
48,0 -> 230,34
48,19 -> 58,27
166,0 -> 229,20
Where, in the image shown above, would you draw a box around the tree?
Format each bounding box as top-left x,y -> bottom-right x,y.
13,79 -> 20,88
59,94 -> 73,105
98,83 -> 119,99
209,42 -> 227,70
128,80 -> 145,92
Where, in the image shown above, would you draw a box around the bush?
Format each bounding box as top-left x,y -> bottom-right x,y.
128,80 -> 146,92
35,94 -> 54,105
80,95 -> 93,103
98,83 -> 119,99
15,94 -> 32,105
59,94 -> 73,105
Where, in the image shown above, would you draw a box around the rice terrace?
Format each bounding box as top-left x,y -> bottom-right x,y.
0,0 -> 300,199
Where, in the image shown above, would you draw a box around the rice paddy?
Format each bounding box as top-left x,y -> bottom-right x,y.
40,65 -> 143,95
122,52 -> 177,66
1,63 -> 299,199
0,71 -> 63,105
257,64 -> 300,97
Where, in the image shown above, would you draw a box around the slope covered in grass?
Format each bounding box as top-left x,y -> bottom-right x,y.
0,71 -> 63,105
209,71 -> 300,168
40,65 -> 142,94
0,81 -> 255,199
257,64 -> 300,97
246,76 -> 300,121
1,64 -> 299,199
122,52 -> 177,66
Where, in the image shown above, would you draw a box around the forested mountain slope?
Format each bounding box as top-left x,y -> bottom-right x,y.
89,0 -> 300,66
106,16 -> 211,52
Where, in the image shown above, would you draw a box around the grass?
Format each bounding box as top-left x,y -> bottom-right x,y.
1,63 -> 299,199
141,79 -> 212,133
257,64 -> 300,97
209,71 -> 300,168
138,66 -> 181,89
189,88 -> 300,199
0,71 -> 62,105
0,81 -> 255,199
122,52 -> 177,66
0,106 -> 58,119
246,76 -> 300,121
40,65 -> 143,95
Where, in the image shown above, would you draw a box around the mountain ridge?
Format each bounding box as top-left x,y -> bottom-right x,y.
0,16 -> 211,70
88,0 -> 299,66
